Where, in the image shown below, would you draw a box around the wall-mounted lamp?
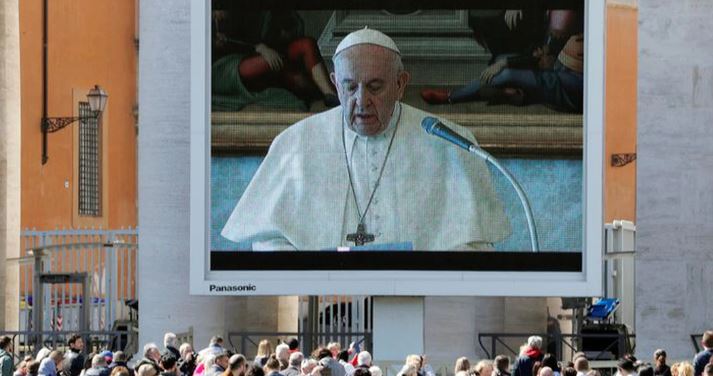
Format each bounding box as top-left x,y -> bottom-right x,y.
41,84 -> 108,165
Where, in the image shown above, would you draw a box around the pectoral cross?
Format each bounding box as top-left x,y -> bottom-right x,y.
346,223 -> 375,246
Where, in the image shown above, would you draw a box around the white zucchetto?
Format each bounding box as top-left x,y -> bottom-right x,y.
334,27 -> 401,57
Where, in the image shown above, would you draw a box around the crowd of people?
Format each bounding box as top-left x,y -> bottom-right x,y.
1,331 -> 713,376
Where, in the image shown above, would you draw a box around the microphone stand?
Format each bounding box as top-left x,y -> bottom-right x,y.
467,145 -> 540,252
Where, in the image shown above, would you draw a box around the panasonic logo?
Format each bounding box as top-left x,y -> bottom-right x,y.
209,284 -> 257,292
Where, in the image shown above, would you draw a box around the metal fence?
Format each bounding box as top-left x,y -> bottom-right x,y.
19,228 -> 138,334
227,295 -> 373,358
478,332 -> 635,362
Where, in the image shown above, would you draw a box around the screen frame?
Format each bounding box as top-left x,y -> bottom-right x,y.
190,0 -> 605,296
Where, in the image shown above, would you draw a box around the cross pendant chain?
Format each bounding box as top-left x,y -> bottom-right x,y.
346,223 -> 375,246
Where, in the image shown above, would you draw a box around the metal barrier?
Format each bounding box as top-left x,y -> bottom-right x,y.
226,331 -> 372,358
478,332 -> 635,361
0,330 -> 135,364
19,228 -> 138,333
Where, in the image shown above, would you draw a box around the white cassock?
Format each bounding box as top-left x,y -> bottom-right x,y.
221,102 -> 511,250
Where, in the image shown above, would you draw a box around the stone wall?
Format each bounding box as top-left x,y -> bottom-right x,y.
636,0 -> 713,359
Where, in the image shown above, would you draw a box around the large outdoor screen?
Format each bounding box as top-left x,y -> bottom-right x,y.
190,0 -> 604,296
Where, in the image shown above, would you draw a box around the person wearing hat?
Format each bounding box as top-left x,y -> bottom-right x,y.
222,27 -> 510,251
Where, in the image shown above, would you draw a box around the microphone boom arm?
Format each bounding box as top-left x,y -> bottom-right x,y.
467,145 -> 540,252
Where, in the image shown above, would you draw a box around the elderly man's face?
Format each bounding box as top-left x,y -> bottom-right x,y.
331,45 -> 410,137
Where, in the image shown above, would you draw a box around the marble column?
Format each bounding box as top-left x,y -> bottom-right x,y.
0,0 -> 21,330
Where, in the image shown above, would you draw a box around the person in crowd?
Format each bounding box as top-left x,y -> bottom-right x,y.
108,352 -> 133,376
574,356 -> 589,376
337,352 -> 354,375
15,357 -> 30,376
493,356 -> 510,376
201,337 -> 225,359
222,355 -> 247,376
638,365 -> 654,376
134,344 -> 161,376
300,359 -> 317,376
704,365 -> 713,376
512,336 -> 544,376
327,344 -> 341,360
275,345 -> 290,371
255,341 -> 273,368
283,353 -> 303,376
207,351 -> 230,376
159,353 -> 179,376
539,368 -> 554,376
695,332 -> 713,376
355,352 -> 372,371
0,337 -> 13,376
137,365 -> 157,376
63,335 -> 86,376
287,340 -> 300,355
563,368 -> 577,376
197,353 -> 217,376
352,369 -> 370,376
455,357 -> 471,376
39,352 -> 64,376
617,358 -> 637,376
36,349 -> 52,364
316,347 -> 345,376
542,354 -> 561,376
245,365 -> 265,376
309,366 -> 325,376
368,367 -> 381,376
679,363 -> 694,376
264,355 -> 284,376
672,363 -> 681,376
474,361 -> 494,376
164,334 -> 180,361
110,367 -> 130,376
99,352 -> 113,367
396,365 -> 417,376
178,344 -> 196,376
654,350 -> 671,376
26,361 -> 40,376
84,355 -> 110,376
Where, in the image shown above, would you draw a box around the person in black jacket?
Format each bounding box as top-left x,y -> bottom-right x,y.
62,335 -> 85,376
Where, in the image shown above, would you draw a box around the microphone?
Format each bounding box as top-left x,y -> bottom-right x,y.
421,116 -> 475,151
420,116 -> 540,252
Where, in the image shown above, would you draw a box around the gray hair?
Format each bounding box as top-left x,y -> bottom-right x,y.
164,332 -> 178,348
357,351 -> 372,367
527,336 -> 543,350
301,359 -> 318,373
289,352 -> 304,367
369,366 -> 383,376
276,344 -> 290,360
144,343 -> 160,357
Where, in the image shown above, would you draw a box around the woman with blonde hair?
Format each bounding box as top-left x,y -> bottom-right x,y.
677,362 -> 694,376
255,340 -> 274,367
397,365 -> 418,376
455,358 -> 472,375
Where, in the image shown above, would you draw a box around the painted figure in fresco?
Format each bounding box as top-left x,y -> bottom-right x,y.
212,3 -> 339,111
421,10 -> 584,113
